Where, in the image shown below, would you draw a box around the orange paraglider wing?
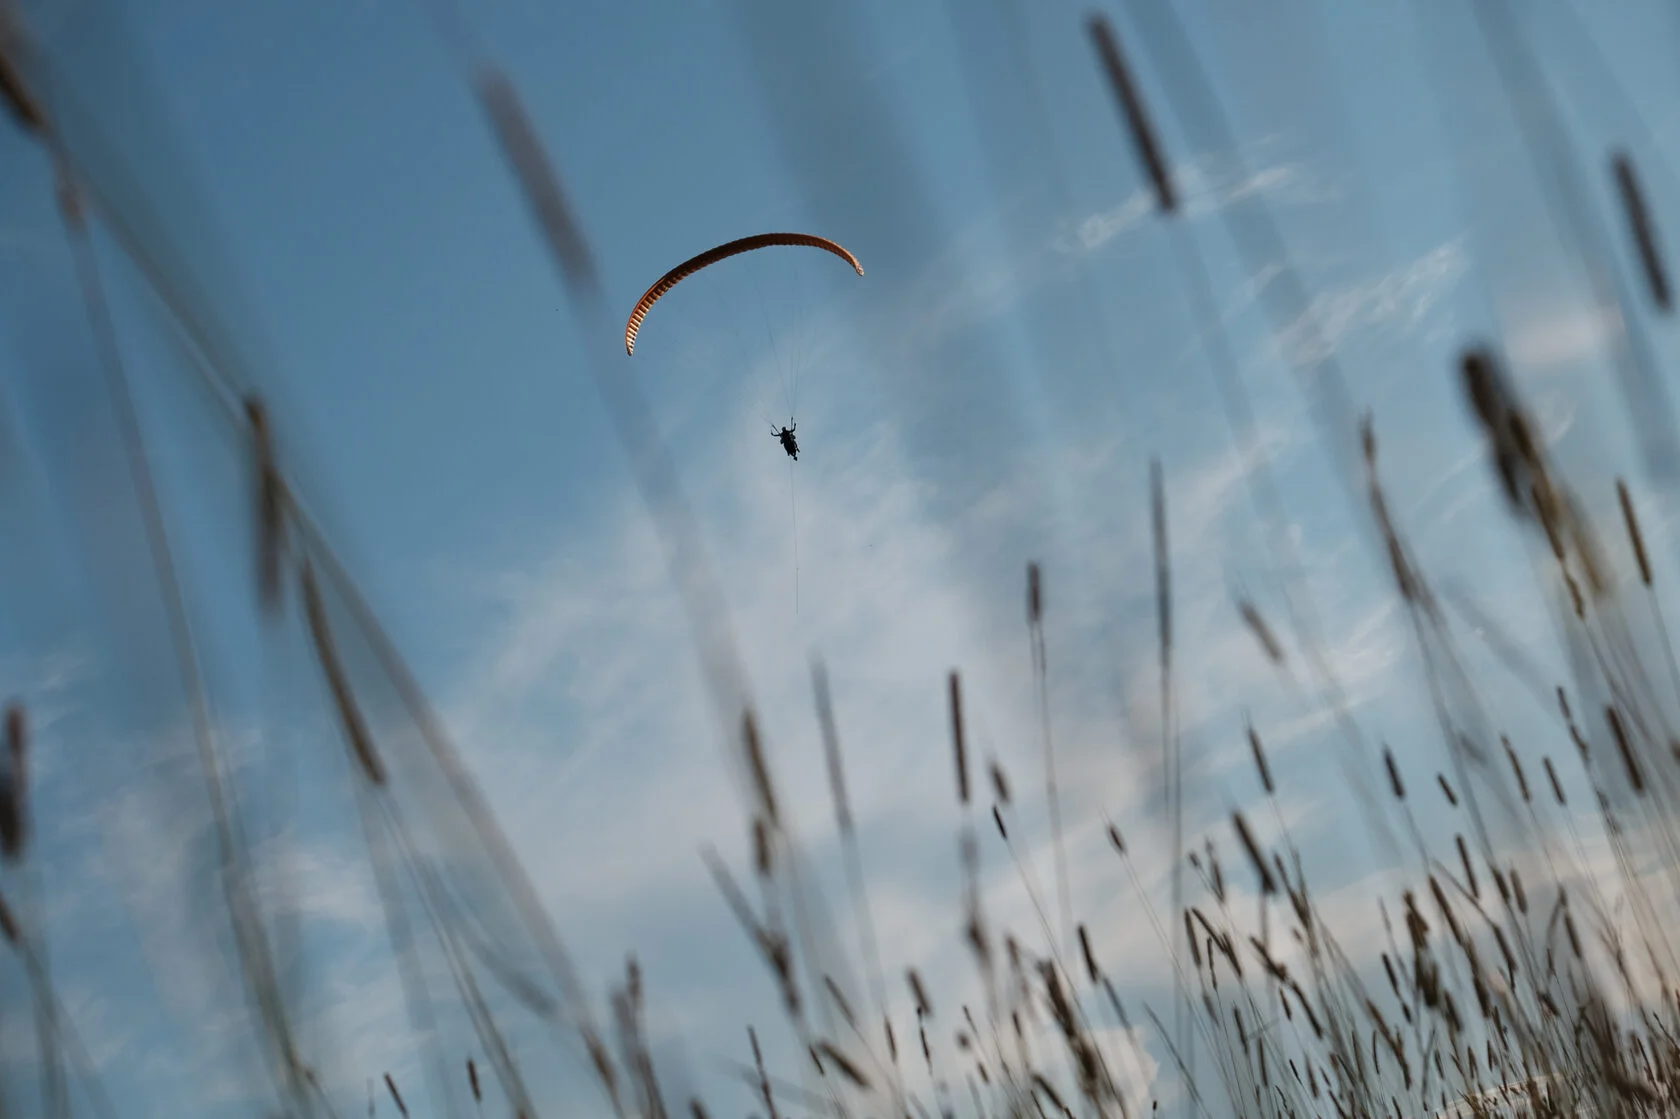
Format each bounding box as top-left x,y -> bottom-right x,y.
624,232 -> 864,356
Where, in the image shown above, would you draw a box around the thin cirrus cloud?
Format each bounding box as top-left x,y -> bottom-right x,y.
879,144 -> 1344,365
1058,142 -> 1346,256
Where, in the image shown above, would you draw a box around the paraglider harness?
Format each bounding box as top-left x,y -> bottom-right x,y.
773,422 -> 799,461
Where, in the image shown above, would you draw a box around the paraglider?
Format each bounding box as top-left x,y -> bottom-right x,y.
773,423 -> 799,461
624,231 -> 860,464
626,232 -> 862,615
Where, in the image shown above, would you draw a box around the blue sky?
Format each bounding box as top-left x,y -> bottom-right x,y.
4,0 -> 1680,1116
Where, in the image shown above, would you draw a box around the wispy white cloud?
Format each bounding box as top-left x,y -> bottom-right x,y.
1058,140 -> 1345,256
875,141 -> 1349,368
1270,239 -> 1470,368
420,313 -> 1480,1112
1504,304 -> 1623,374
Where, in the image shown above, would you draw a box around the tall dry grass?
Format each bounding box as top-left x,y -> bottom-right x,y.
7,1 -> 1680,1117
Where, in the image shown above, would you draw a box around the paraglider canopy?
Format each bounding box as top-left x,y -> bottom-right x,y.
623,232 -> 864,357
